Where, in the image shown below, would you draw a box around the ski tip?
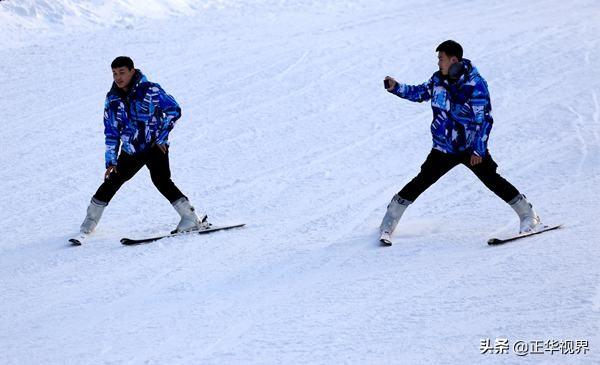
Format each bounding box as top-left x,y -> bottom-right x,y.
220,223 -> 246,229
487,238 -> 502,245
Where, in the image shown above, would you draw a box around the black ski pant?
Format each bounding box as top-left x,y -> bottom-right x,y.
397,149 -> 520,203
93,145 -> 186,204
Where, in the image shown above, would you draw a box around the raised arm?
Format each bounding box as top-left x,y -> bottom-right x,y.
385,76 -> 433,103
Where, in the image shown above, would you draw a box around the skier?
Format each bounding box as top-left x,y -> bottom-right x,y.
73,56 -> 210,243
379,40 -> 542,245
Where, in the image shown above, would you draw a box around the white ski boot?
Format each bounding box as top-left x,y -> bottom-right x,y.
80,198 -> 107,234
171,197 -> 211,234
379,194 -> 412,245
509,194 -> 542,234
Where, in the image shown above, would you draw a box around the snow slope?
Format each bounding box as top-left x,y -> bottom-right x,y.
1,0 -> 198,29
1,0 -> 600,364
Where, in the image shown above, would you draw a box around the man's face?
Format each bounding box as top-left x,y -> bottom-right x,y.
437,52 -> 458,76
112,66 -> 136,90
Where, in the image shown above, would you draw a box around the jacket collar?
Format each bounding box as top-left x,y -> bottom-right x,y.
434,59 -> 477,86
108,69 -> 146,99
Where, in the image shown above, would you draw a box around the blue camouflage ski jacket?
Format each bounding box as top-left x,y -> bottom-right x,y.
391,59 -> 493,157
103,70 -> 181,168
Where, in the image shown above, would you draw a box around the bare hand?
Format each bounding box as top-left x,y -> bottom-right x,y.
105,165 -> 117,180
156,143 -> 168,154
470,154 -> 482,166
384,76 -> 397,91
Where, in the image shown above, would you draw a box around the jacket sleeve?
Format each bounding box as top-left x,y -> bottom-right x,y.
103,97 -> 120,168
153,85 -> 182,145
390,78 -> 433,102
468,77 -> 492,157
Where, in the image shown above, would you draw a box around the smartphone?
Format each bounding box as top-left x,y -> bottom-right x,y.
384,79 -> 390,89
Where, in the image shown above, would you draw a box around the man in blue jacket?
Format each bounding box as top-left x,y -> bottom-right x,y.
77,56 -> 210,239
379,40 -> 542,245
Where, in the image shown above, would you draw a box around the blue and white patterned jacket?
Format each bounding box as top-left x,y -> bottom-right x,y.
103,70 -> 181,167
391,59 -> 493,157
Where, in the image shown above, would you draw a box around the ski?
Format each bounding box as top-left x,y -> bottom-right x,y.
120,223 -> 246,246
380,238 -> 392,246
379,232 -> 393,246
69,233 -> 89,246
487,224 -> 563,245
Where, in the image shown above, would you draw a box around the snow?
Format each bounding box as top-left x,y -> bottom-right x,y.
1,0 -> 197,30
1,0 -> 600,364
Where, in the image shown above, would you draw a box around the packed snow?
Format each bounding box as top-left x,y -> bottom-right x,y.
1,0 -> 599,364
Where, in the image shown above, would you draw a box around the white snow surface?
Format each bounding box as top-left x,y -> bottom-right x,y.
1,0 -> 600,364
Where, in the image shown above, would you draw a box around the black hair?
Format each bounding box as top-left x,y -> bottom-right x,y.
111,56 -> 134,70
435,40 -> 463,60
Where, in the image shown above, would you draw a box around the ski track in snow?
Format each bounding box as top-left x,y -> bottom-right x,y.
1,0 -> 600,364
